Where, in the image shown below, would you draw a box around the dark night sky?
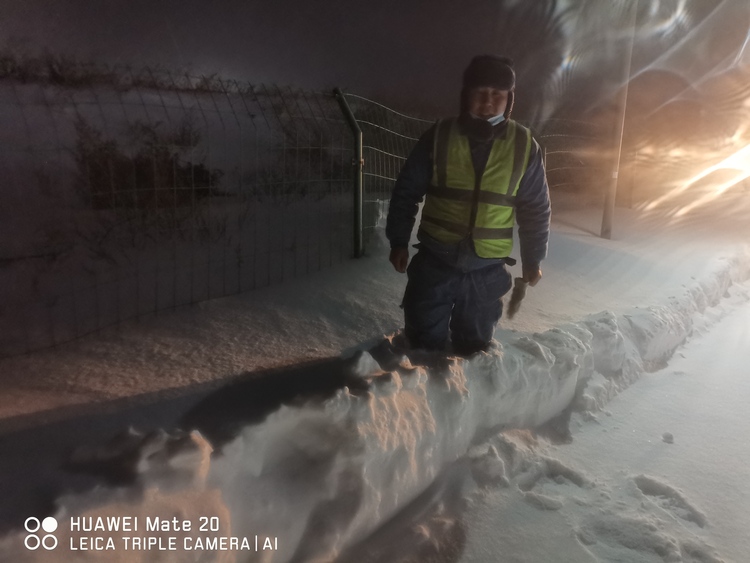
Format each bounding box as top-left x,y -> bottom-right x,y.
2,0 -> 503,111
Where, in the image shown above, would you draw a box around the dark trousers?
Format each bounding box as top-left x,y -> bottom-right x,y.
402,249 -> 512,354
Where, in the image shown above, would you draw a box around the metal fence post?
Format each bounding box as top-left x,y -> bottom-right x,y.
333,88 -> 364,258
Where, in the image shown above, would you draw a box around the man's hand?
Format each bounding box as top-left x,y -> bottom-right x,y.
389,248 -> 409,273
522,264 -> 542,286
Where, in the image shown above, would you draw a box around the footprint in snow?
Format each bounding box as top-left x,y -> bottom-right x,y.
633,475 -> 707,528
581,512 -> 724,563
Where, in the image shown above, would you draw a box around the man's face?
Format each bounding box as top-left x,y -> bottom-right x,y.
468,87 -> 509,119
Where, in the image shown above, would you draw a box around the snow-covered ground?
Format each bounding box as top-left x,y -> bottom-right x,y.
0,191 -> 749,562
456,293 -> 750,563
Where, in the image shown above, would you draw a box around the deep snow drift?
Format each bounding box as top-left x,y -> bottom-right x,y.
0,195 -> 749,562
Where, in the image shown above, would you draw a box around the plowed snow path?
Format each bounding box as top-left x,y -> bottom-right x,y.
460,291 -> 750,563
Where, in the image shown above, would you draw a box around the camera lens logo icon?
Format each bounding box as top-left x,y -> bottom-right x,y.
24,517 -> 58,550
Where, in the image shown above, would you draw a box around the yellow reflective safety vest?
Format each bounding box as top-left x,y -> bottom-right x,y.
419,118 -> 532,258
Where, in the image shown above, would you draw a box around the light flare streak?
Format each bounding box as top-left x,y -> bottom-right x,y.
645,0 -> 689,37
645,143 -> 750,215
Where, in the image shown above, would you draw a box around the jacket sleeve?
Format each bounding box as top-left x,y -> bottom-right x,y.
515,138 -> 551,268
385,126 -> 435,249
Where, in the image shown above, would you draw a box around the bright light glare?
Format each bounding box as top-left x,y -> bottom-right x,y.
645,143 -> 750,215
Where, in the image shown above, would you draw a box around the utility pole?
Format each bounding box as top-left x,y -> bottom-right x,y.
601,0 -> 638,239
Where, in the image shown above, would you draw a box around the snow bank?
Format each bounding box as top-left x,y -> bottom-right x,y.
2,247 -> 748,562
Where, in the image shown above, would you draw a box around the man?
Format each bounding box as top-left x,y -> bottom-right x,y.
386,55 -> 551,356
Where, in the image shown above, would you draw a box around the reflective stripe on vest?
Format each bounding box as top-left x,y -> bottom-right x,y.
420,118 -> 532,258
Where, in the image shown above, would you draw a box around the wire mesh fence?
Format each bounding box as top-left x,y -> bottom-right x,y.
340,92 -> 434,244
0,65 -> 365,357
536,117 -> 610,198
2,59 -> 625,359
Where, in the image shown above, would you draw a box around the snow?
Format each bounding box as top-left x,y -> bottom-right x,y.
0,192 -> 749,561
459,294 -> 750,563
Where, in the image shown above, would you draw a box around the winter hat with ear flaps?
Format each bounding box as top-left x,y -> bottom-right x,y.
460,55 -> 516,120
462,55 -> 516,91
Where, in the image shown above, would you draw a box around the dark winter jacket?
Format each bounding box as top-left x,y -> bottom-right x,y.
386,116 -> 551,272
